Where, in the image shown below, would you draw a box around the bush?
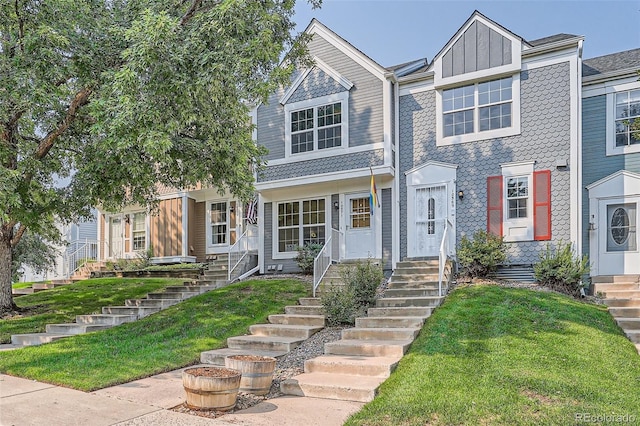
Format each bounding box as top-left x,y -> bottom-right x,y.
321,259 -> 385,325
458,230 -> 507,278
295,243 -> 323,274
534,242 -> 589,298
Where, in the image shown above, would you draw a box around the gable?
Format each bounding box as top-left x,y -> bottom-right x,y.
287,67 -> 347,105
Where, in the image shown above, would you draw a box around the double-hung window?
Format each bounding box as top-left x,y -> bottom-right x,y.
614,88 -> 640,148
290,103 -> 342,154
210,202 -> 227,245
277,199 -> 326,253
132,212 -> 146,251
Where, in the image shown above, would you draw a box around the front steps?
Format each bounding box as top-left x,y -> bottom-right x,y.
200,297 -> 326,365
594,275 -> 640,353
281,258 -> 450,402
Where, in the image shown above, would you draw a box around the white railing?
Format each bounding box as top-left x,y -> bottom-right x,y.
438,219 -> 454,297
312,228 -> 342,297
331,228 -> 342,263
228,224 -> 259,282
63,239 -> 102,278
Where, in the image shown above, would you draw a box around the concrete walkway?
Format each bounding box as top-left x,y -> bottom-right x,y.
0,367 -> 363,426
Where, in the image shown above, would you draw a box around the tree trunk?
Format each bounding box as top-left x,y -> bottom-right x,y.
0,233 -> 17,313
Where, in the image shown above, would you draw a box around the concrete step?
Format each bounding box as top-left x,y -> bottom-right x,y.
393,266 -> 439,275
383,288 -> 442,298
125,298 -> 181,308
593,283 -> 640,293
341,327 -> 420,341
45,323 -> 111,335
165,285 -> 217,294
11,333 -> 70,346
389,274 -> 440,282
31,283 -> 66,290
616,318 -> 640,330
285,305 -> 324,315
76,314 -> 137,325
268,314 -> 325,327
226,335 -> 305,352
376,296 -> 444,308
603,299 -> 640,307
298,297 -> 321,306
592,275 -> 640,284
356,316 -> 425,329
147,291 -> 199,300
304,355 -> 401,377
249,324 -> 323,339
101,306 -> 160,317
396,260 -> 438,269
598,290 -> 640,299
386,281 -> 439,289
200,348 -> 288,366
324,339 -> 412,357
627,330 -> 640,343
12,288 -> 35,295
608,307 -> 640,318
280,372 -> 386,403
367,307 -> 433,318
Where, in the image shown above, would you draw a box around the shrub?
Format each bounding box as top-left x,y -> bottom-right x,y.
458,230 -> 507,278
295,243 -> 323,274
321,259 -> 385,325
534,242 -> 589,298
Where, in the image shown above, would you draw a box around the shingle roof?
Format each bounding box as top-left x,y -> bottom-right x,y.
583,48 -> 640,77
527,33 -> 579,47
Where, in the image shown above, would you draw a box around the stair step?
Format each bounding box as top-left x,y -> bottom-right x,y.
285,305 -> 324,315
11,333 -> 70,346
45,323 -> 111,335
75,314 -> 137,325
384,288 -> 442,298
376,296 -> 443,308
268,314 -> 325,326
280,372 -> 385,403
125,298 -> 181,308
593,283 -> 640,293
147,291 -> 199,299
592,275 -> 640,284
325,339 -> 412,357
298,297 -> 321,306
12,288 -> 35,295
627,330 -> 640,343
386,281 -> 439,289
598,290 -> 640,299
304,355 -> 401,377
249,324 -> 323,339
101,306 -> 160,317
389,274 -> 439,282
603,299 -> 640,307
200,348 -> 288,366
341,327 -> 420,341
356,316 -> 425,328
392,267 -> 439,275
226,335 -> 305,352
616,318 -> 640,330
608,307 -> 640,318
165,285 -> 216,294
397,260 -> 438,269
367,307 -> 432,318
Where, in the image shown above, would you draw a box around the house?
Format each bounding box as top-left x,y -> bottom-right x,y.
582,48 -> 640,277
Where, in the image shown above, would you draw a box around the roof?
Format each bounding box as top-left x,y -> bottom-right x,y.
582,48 -> 640,77
528,33 -> 579,47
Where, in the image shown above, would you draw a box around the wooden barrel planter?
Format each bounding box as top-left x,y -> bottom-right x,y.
182,367 -> 241,411
225,355 -> 277,396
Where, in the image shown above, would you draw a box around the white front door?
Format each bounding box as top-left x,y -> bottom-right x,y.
598,198 -> 640,275
345,194 -> 374,259
109,216 -> 124,258
414,185 -> 447,257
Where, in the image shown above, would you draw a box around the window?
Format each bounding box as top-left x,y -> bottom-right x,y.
607,203 -> 637,252
210,202 -> 227,245
438,75 -> 520,145
350,197 -> 370,228
277,199 -> 326,253
132,213 -> 146,251
506,177 -> 528,219
615,89 -> 640,147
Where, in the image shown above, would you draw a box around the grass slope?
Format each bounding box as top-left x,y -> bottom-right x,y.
346,285 -> 640,426
0,279 -> 307,391
2,278 -> 185,343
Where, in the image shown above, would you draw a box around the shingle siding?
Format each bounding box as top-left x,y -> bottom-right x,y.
287,68 -> 346,104
399,62 -> 572,265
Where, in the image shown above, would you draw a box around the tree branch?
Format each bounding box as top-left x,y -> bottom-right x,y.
179,0 -> 222,27
10,224 -> 26,247
14,0 -> 24,53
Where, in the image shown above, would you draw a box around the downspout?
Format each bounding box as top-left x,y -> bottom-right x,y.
385,71 -> 401,270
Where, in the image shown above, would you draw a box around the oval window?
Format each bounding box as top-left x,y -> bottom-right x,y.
610,207 -> 630,245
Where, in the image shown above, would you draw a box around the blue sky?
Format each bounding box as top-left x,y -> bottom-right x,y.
294,0 -> 640,67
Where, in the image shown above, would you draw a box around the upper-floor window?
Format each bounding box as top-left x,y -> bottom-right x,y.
284,92 -> 349,158
615,89 -> 640,148
437,75 -> 520,146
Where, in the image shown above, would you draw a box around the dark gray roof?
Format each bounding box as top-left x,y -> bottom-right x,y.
528,33 -> 579,47
386,58 -> 427,72
583,48 -> 640,77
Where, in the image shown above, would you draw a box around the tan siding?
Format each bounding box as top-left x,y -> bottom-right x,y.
188,198 -> 197,259
150,198 -> 183,257
124,217 -> 130,253
230,201 -> 237,245
193,202 -> 206,262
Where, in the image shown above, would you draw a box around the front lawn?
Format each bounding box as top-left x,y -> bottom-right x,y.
1,277 -> 184,343
0,279 -> 307,391
346,285 -> 640,426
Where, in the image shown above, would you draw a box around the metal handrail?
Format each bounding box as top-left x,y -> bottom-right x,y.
438,219 -> 454,297
63,239 -> 102,278
312,235 -> 333,298
228,225 -> 258,282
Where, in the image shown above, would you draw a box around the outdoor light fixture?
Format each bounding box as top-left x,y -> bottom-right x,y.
334,201 -> 340,210
458,190 -> 464,200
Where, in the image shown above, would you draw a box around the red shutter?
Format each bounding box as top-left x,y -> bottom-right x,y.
533,170 -> 551,241
487,176 -> 503,236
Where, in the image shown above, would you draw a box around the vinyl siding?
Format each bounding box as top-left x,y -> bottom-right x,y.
193,201 -> 206,262
150,198 -> 183,257
263,202 -> 299,273
381,188 -> 392,270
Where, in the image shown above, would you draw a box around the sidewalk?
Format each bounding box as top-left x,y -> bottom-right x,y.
0,367 -> 363,426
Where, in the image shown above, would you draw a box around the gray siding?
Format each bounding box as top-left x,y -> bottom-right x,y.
331,194 -> 339,230
257,89 -> 286,161
287,68 -> 345,104
399,62 -> 572,265
381,188 -> 392,270
442,21 -> 512,78
581,95 -> 640,259
258,149 -> 385,182
263,202 -> 299,273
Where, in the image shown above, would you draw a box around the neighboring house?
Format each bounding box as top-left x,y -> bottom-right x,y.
582,49 -> 640,277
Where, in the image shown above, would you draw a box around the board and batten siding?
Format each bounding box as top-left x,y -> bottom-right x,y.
399,62 -> 572,265
581,94 -> 640,260
150,198 -> 182,257
192,201 -> 206,262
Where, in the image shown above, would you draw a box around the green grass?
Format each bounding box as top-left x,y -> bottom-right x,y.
346,285 -> 640,426
0,279 -> 307,391
2,278 -> 186,343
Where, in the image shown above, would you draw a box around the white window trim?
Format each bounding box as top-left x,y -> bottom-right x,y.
284,92 -> 349,159
206,200 -> 230,250
501,161 -> 534,242
130,211 -> 148,253
272,196 -> 329,260
606,81 -> 640,156
436,74 -> 521,146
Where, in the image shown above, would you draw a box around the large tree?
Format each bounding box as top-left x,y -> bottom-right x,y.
0,0 -> 319,312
